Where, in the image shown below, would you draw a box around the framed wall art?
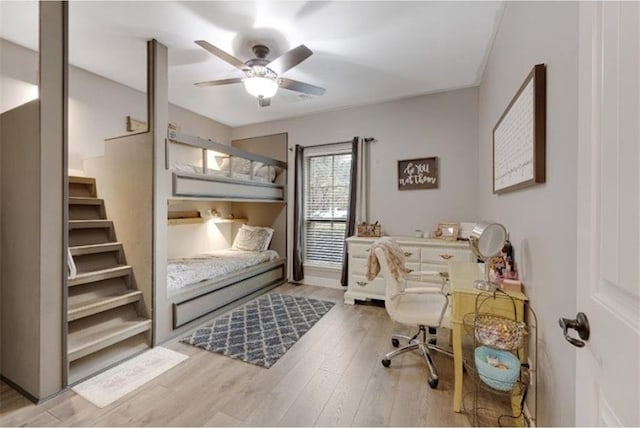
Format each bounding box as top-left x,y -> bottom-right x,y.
493,64 -> 546,194
398,156 -> 438,190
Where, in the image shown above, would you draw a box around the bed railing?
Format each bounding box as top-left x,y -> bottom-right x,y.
166,130 -> 287,181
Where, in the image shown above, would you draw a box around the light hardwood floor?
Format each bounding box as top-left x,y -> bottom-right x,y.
0,283 -> 470,427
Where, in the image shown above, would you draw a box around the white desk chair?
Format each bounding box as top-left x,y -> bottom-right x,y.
375,247 -> 453,388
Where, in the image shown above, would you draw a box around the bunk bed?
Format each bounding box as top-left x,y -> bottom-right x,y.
164,131 -> 287,329
167,130 -> 287,201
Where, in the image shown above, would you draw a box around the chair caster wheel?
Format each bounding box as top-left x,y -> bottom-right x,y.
391,338 -> 400,347
382,358 -> 391,368
428,377 -> 439,389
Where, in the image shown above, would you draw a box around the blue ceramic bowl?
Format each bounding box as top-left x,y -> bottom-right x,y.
474,346 -> 521,391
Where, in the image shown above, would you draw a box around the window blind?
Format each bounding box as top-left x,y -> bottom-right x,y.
304,152 -> 352,265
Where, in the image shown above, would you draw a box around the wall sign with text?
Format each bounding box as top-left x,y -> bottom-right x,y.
398,157 -> 438,190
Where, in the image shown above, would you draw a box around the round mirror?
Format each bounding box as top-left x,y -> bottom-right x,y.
468,221 -> 507,291
469,222 -> 507,259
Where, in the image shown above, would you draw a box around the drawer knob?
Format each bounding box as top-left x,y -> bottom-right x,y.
356,281 -> 367,287
439,254 -> 453,260
404,251 -> 413,257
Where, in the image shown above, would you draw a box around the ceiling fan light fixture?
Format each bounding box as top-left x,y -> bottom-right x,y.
243,76 -> 279,98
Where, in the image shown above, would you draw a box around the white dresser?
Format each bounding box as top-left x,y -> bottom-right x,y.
344,236 -> 474,304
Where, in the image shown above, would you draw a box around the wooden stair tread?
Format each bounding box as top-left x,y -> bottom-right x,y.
69,265 -> 132,287
68,290 -> 142,321
69,196 -> 103,205
68,317 -> 151,362
70,242 -> 122,256
69,176 -> 96,185
68,336 -> 149,385
69,219 -> 112,229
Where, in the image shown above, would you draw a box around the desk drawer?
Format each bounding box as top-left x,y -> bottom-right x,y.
421,247 -> 473,264
349,275 -> 386,296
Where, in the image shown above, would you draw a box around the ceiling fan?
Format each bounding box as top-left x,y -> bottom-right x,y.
194,40 -> 326,107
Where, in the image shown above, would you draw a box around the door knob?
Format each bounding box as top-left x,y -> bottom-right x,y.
558,312 -> 590,347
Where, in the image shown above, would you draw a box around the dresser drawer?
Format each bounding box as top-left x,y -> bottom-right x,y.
400,245 -> 420,262
349,243 -> 372,258
351,257 -> 420,276
405,262 -> 421,273
350,257 -> 368,275
349,275 -> 386,296
421,247 -> 473,264
349,242 -> 421,262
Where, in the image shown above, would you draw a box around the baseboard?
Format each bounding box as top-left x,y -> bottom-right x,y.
302,275 -> 343,289
0,375 -> 67,405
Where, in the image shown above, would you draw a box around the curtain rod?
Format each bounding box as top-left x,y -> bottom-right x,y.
288,137 -> 376,151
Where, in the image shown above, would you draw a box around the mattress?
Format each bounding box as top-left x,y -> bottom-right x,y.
167,248 -> 280,293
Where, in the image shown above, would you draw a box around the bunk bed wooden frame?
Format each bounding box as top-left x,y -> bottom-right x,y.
170,258 -> 286,328
164,130 -> 287,331
167,131 -> 287,201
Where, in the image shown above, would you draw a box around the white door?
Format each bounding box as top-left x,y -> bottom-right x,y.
576,2 -> 639,426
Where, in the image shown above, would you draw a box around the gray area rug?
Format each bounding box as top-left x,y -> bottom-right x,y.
181,293 -> 335,368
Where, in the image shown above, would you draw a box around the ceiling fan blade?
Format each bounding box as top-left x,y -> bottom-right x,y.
267,45 -> 313,75
258,97 -> 271,107
279,78 -> 326,96
194,77 -> 243,87
195,40 -> 249,71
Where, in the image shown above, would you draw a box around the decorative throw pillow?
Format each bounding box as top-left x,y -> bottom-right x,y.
220,157 -> 251,175
241,225 -> 274,250
254,165 -> 276,182
232,227 -> 271,252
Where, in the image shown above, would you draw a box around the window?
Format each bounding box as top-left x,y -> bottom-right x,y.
304,152 -> 352,266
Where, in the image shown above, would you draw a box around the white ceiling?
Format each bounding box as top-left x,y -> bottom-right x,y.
1,1 -> 504,127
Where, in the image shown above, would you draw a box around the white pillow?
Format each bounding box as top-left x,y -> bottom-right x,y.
220,157 -> 251,175
240,224 -> 274,251
232,225 -> 274,252
254,165 -> 276,182
171,162 -> 201,174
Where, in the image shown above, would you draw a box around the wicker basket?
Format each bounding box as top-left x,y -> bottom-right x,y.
464,312 -> 527,350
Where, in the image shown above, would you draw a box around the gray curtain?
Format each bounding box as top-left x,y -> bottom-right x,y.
292,144 -> 305,282
340,137 -> 360,287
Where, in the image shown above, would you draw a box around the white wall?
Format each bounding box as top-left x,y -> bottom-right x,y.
233,87 -> 480,234
0,38 -> 233,171
233,88 -> 479,283
477,2 -> 579,426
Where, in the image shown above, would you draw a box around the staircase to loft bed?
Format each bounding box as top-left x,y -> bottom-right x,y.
67,176 -> 151,384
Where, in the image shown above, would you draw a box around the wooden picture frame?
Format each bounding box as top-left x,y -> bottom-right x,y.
397,157 -> 438,190
493,64 -> 546,194
436,223 -> 459,241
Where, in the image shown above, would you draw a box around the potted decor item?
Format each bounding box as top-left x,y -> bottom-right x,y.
357,221 -> 381,237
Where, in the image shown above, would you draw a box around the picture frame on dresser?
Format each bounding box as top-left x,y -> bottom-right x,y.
436,223 -> 459,241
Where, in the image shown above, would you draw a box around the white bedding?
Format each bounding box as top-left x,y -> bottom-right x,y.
167,248 -> 279,293
171,162 -> 276,184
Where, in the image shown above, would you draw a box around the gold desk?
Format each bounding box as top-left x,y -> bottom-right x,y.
448,261 -> 528,413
